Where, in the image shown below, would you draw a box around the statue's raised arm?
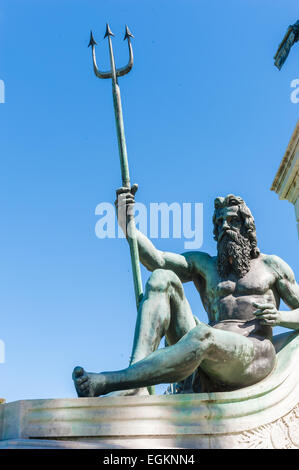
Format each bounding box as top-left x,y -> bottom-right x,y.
115,185 -> 195,282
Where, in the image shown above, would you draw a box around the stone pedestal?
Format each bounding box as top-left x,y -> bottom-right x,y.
1,332 -> 299,449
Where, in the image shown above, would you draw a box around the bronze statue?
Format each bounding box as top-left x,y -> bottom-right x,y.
73,189 -> 299,396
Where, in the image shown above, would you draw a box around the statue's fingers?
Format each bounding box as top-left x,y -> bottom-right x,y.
252,302 -> 274,309
114,196 -> 135,207
253,309 -> 274,316
115,196 -> 128,205
116,187 -> 131,195
260,315 -> 276,324
260,319 -> 275,326
252,302 -> 275,310
115,197 -> 127,206
260,313 -> 276,320
253,309 -> 263,316
131,183 -> 138,195
268,315 -> 277,321
115,193 -> 133,205
258,309 -> 275,316
116,193 -> 135,202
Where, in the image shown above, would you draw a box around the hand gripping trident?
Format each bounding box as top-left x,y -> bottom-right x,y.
88,24 -> 143,312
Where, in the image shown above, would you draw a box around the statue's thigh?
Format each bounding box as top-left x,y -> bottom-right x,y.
199,328 -> 273,387
166,294 -> 197,345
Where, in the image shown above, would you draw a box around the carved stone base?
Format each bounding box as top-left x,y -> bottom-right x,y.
0,332 -> 299,449
238,404 -> 299,449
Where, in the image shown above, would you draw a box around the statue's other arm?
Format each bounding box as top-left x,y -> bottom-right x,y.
254,255 -> 299,330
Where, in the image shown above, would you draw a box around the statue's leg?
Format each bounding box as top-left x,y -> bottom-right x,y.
73,322 -> 275,397
130,268 -> 196,364
73,269 -> 196,397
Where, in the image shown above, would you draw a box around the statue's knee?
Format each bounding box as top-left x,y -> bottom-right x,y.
191,324 -> 213,349
146,269 -> 180,294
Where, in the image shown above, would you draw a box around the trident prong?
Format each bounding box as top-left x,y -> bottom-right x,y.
88,30 -> 112,79
116,25 -> 134,77
88,24 -> 134,80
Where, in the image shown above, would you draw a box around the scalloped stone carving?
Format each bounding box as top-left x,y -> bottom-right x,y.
239,403 -> 299,449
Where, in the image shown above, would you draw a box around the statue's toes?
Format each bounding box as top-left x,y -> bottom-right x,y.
78,382 -> 90,397
72,366 -> 84,380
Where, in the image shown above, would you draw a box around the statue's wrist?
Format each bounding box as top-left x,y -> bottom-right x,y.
276,311 -> 285,326
126,207 -> 134,218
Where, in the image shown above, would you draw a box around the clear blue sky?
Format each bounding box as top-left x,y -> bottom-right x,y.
0,0 -> 298,402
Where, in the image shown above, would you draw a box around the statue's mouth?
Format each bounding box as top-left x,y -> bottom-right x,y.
218,229 -> 240,245
219,229 -> 235,243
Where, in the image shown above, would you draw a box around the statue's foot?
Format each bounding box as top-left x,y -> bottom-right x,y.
105,387 -> 150,397
72,366 -> 106,397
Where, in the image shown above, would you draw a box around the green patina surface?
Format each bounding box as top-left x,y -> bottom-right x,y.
71,27 -> 299,402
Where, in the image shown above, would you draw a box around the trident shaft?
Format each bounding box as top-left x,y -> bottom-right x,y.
89,24 -> 143,311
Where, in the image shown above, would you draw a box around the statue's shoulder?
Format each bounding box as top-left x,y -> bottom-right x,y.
181,251 -> 214,274
261,253 -> 295,281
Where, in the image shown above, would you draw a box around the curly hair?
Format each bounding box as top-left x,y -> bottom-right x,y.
212,194 -> 260,259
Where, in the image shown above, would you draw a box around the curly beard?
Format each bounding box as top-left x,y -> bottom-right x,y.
217,230 -> 252,279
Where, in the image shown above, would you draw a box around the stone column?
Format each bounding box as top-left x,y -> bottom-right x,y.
271,120 -> 299,238
295,197 -> 299,236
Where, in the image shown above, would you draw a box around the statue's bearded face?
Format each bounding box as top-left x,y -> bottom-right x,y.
215,205 -> 252,279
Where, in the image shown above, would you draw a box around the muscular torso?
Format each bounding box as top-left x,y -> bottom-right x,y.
192,254 -> 278,339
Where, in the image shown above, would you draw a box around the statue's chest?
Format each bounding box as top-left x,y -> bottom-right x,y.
212,266 -> 272,299
215,280 -> 236,297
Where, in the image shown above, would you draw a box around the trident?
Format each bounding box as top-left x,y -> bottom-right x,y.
88,24 -> 143,312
